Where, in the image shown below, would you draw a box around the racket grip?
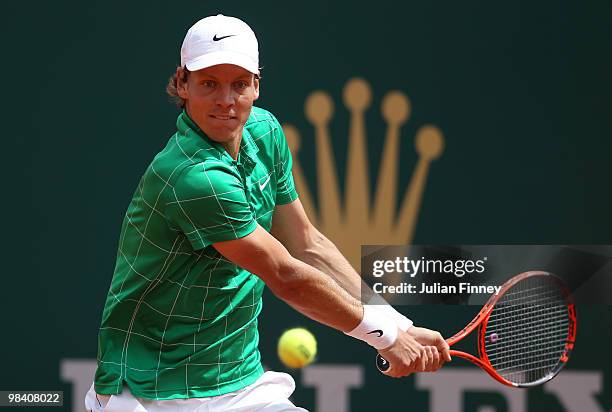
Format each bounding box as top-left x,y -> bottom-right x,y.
376,354 -> 390,372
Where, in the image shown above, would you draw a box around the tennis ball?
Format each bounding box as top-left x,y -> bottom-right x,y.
277,327 -> 317,368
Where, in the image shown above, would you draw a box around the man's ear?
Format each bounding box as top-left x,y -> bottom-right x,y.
253,75 -> 260,101
176,67 -> 189,100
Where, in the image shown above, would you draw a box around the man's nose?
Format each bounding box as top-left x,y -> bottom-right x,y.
215,85 -> 235,107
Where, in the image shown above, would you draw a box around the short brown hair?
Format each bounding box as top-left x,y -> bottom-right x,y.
166,67 -> 190,108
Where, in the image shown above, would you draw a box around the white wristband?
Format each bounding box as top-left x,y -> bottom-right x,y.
372,305 -> 414,332
366,294 -> 413,332
345,305 -> 398,349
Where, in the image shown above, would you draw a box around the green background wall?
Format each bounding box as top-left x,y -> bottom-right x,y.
2,0 -> 610,410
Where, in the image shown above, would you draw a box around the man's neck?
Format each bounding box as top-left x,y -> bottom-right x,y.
222,135 -> 242,160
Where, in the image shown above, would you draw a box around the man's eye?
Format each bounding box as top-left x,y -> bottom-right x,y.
234,81 -> 248,89
202,80 -> 216,88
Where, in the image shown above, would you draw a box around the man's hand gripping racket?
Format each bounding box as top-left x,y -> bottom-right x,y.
377,327 -> 452,378
376,271 -> 577,387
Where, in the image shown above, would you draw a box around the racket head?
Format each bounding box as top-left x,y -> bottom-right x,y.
479,271 -> 577,387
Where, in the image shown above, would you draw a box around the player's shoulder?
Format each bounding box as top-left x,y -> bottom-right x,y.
245,106 -> 283,138
245,106 -> 290,158
172,159 -> 241,199
246,106 -> 279,124
148,133 -> 238,193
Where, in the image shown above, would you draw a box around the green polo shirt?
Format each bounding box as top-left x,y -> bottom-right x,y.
94,107 -> 298,400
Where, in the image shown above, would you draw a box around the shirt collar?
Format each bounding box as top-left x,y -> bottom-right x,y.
238,126 -> 259,167
176,110 -> 259,165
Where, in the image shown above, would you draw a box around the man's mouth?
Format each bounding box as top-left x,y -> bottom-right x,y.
210,114 -> 236,120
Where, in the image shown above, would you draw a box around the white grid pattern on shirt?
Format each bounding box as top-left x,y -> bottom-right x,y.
99,108 -> 291,398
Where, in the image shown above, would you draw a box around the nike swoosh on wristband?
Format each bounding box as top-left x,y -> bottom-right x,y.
213,34 -> 236,41
259,175 -> 271,190
367,329 -> 384,337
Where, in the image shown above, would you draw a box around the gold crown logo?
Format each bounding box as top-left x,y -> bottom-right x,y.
282,78 -> 445,271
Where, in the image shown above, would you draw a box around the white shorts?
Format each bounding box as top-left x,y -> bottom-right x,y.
84,371 -> 308,412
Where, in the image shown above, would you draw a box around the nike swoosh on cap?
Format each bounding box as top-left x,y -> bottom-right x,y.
213,34 -> 236,41
367,330 -> 384,337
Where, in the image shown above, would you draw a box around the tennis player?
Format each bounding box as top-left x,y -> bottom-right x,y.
85,14 -> 450,412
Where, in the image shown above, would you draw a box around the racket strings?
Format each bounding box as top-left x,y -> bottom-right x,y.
487,328 -> 569,359
488,289 -> 566,315
489,341 -> 567,364
488,306 -> 568,328
483,276 -> 570,385
492,285 -> 558,303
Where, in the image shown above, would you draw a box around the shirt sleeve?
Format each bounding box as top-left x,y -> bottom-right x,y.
165,162 -> 257,250
271,116 -> 299,205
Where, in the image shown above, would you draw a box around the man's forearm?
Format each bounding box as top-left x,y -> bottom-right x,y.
271,256 -> 364,332
292,230 -> 372,302
293,233 -> 414,332
274,256 -> 400,350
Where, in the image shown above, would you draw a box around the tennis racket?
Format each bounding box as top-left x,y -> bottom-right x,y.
376,271 -> 577,387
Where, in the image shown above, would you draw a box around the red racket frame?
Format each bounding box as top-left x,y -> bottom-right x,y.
378,271 -> 577,387
445,271 -> 576,387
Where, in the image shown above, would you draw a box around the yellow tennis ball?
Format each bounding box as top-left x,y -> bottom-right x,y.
277,327 -> 317,368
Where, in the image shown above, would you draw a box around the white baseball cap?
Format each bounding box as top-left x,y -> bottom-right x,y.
180,14 -> 259,74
